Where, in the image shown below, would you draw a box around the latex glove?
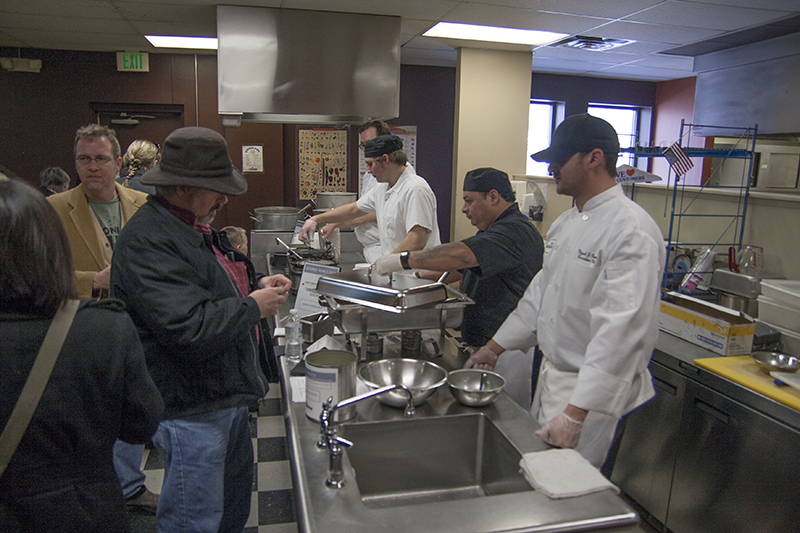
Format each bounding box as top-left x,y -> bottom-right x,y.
373,253 -> 403,276
298,218 -> 318,245
534,413 -> 583,449
463,345 -> 499,371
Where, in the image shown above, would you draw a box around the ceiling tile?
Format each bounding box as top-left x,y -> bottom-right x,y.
486,0 -> 664,20
682,0 -> 800,10
119,3 -> 217,26
624,0 -> 793,31
445,3 -> 612,34
282,0 -> 459,20
532,46 -> 637,65
401,18 -> 437,35
0,0 -> 122,18
624,54 -> 695,69
0,12 -> 136,34
589,20 -> 723,45
402,35 -> 461,52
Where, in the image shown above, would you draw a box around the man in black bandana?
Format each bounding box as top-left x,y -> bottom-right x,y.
374,167 -> 544,405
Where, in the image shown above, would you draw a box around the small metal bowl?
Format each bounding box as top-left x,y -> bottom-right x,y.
750,350 -> 800,374
447,369 -> 506,407
358,358 -> 447,408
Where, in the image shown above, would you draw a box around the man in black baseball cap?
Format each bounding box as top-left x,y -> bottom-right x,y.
111,126 -> 291,531
373,167 -> 544,407
526,114 -> 621,210
465,115 -> 666,470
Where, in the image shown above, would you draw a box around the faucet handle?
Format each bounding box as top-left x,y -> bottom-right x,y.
331,434 -> 353,449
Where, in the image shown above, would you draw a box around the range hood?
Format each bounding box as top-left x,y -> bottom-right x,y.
693,32 -> 800,136
217,6 -> 400,126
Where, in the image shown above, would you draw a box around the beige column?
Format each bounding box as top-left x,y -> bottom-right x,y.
451,47 -> 532,242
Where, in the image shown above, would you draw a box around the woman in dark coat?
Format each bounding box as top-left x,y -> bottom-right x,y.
0,180 -> 164,532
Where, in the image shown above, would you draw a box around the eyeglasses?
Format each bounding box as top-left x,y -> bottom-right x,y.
76,155 -> 114,166
358,142 -> 365,151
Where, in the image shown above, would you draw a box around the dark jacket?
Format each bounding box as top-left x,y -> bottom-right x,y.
110,198 -> 276,420
116,168 -> 156,195
0,299 -> 163,532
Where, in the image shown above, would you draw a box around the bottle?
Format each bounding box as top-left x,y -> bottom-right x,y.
285,309 -> 303,363
680,247 -> 716,294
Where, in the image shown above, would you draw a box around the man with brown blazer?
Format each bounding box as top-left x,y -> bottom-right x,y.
47,124 -> 157,514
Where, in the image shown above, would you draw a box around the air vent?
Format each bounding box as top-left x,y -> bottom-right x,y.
551,36 -> 634,52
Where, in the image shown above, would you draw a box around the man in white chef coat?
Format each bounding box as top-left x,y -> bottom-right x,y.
465,114 -> 665,468
319,120 -> 391,263
299,134 -> 440,254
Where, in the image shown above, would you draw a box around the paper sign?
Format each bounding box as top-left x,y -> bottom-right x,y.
615,164 -> 663,184
242,145 -> 264,173
294,261 -> 341,317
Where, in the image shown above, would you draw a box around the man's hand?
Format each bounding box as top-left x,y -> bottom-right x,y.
250,287 -> 288,318
321,222 -> 337,239
92,265 -> 111,291
298,218 -> 318,245
373,253 -> 403,276
464,345 -> 500,370
534,413 -> 583,449
258,274 -> 292,292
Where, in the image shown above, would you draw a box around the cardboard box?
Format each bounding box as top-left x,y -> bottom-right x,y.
659,291 -> 755,356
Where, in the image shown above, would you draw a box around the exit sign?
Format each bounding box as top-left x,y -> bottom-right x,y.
116,52 -> 149,72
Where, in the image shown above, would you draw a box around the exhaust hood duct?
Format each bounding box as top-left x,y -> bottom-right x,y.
217,6 -> 400,126
693,32 -> 800,136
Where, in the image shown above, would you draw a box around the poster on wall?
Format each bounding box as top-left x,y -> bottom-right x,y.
358,126 -> 417,195
242,145 -> 263,173
298,128 -> 348,200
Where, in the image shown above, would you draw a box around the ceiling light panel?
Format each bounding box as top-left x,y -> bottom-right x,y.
424,22 -> 568,46
145,35 -> 218,50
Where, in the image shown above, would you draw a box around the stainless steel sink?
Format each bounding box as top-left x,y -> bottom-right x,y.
340,413 -> 532,508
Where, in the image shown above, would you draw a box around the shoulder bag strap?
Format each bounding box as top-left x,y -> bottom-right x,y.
0,299 -> 80,477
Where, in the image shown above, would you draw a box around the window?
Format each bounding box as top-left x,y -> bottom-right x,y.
526,100 -> 563,176
588,104 -> 652,168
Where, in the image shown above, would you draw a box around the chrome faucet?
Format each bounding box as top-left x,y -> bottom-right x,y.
317,384 -> 415,488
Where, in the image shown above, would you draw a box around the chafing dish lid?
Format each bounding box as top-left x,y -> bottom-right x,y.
315,268 -> 455,312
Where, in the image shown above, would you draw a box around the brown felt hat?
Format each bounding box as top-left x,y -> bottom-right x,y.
141,127 -> 247,196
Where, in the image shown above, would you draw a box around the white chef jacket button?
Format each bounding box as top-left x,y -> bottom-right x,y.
582,214 -> 589,221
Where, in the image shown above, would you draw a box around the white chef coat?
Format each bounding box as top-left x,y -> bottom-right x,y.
494,185 -> 664,463
354,170 -> 382,263
356,164 -> 440,255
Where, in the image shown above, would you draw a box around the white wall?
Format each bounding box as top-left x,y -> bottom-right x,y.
518,176 -> 800,281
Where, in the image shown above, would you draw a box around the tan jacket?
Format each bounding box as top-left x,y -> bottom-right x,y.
48,183 -> 149,297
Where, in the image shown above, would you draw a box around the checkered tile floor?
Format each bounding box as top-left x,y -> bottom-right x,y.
132,384 -> 298,532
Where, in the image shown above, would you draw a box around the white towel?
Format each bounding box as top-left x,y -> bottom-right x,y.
519,449 -> 619,499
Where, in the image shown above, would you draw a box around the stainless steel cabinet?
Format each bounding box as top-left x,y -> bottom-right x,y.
667,379 -> 800,532
611,361 -> 687,525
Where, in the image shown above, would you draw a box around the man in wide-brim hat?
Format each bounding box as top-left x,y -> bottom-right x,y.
111,126 -> 291,532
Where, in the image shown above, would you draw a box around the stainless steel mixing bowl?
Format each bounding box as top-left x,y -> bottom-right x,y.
447,369 -> 506,407
358,359 -> 447,408
750,350 -> 800,374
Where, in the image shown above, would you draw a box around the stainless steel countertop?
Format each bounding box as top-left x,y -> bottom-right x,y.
280,352 -> 643,533
653,332 -> 800,431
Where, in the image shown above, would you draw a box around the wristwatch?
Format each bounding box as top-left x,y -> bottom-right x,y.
399,251 -> 411,270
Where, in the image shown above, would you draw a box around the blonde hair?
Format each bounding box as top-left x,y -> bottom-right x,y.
121,140 -> 159,188
221,226 -> 247,250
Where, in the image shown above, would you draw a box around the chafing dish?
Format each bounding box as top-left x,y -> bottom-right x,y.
316,269 -> 473,358
315,268 -> 452,313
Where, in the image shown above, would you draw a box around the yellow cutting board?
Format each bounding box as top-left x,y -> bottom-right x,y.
694,356 -> 800,411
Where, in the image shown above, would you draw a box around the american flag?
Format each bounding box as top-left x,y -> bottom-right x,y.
662,141 -> 694,176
